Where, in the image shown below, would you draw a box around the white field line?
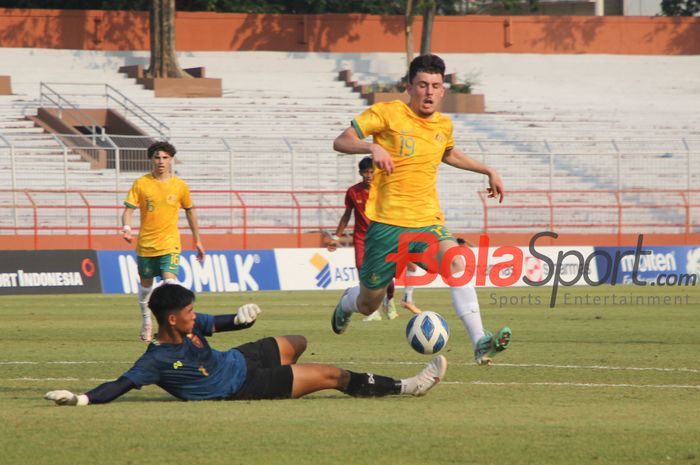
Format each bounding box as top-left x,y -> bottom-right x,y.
498,362 -> 700,374
325,361 -> 700,374
444,381 -> 700,390
9,378 -> 700,390
4,361 -> 699,389
0,361 -> 127,365
11,377 -> 113,382
2,360 -> 700,374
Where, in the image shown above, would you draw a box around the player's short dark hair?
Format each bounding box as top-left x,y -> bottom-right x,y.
358,156 -> 373,171
149,283 -> 195,325
147,141 -> 176,159
456,237 -> 466,246
407,54 -> 446,84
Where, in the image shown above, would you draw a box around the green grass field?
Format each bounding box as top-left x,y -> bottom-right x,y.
1,286 -> 699,465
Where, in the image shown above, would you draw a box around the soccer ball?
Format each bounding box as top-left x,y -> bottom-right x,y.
405,311 -> 449,354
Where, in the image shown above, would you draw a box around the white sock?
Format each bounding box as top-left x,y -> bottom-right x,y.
163,278 -> 179,285
340,286 -> 361,313
403,267 -> 419,302
403,286 -> 414,303
138,284 -> 154,323
450,284 -> 485,348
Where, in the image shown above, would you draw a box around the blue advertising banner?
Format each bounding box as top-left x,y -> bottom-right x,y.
97,250 -> 280,294
594,245 -> 700,285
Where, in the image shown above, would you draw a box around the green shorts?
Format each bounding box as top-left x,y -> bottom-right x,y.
360,222 -> 454,289
137,253 -> 181,279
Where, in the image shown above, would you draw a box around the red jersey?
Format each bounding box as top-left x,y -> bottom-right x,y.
345,182 -> 370,240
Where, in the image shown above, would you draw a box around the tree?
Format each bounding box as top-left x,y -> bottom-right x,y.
661,0 -> 700,15
419,0 -> 437,56
147,0 -> 190,78
404,0 -> 418,73
406,0 -> 457,72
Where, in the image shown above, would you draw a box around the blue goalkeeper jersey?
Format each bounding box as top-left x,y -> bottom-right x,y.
122,313 -> 247,400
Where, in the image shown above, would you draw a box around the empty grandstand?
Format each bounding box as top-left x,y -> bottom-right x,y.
1,48 -> 698,238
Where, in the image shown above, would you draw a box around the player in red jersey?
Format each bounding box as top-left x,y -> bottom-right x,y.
327,157 -> 409,320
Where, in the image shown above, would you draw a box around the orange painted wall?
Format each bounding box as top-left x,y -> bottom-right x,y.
0,8 -> 699,54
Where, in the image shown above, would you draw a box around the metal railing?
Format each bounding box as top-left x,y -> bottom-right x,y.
479,189 -> 700,241
0,188 -> 697,250
38,82 -> 169,138
104,83 -> 169,138
0,134 -> 698,234
39,82 -> 106,138
0,189 -> 346,249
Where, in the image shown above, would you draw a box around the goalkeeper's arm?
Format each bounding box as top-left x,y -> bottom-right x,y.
45,376 -> 136,406
213,304 -> 261,332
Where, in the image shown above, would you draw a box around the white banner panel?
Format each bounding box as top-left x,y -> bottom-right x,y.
275,248 -> 358,291
517,246 -> 598,287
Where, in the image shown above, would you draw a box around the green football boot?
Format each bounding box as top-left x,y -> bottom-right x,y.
474,327 -> 512,366
331,289 -> 353,334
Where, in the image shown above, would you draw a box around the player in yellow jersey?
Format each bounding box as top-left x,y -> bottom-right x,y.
121,141 -> 205,342
331,55 -> 511,366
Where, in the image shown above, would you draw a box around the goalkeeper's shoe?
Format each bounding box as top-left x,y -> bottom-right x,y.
402,355 -> 447,396
331,289 -> 353,335
362,311 -> 382,322
474,327 -> 512,366
382,297 -> 399,320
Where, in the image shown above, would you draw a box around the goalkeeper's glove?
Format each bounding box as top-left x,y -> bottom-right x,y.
234,303 -> 261,325
44,390 -> 89,406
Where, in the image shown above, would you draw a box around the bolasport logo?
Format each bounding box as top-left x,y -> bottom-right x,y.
388,231 -> 697,308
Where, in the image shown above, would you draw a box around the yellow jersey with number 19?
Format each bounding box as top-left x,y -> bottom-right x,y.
124,174 -> 194,257
351,100 -> 455,228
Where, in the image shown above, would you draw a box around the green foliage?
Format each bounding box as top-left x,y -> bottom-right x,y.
464,0 -> 540,14
0,0 -> 406,13
448,82 -> 472,94
0,0 -> 522,14
0,0 -> 147,9
448,72 -> 480,94
272,0 -> 405,14
174,0 -> 279,13
367,81 -> 407,93
365,73 -> 478,94
2,287 -> 699,465
661,0 -> 700,15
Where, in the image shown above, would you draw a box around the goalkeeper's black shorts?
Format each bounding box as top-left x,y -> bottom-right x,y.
229,337 -> 293,400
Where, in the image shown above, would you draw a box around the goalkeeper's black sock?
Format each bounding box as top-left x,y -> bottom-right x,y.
344,371 -> 402,397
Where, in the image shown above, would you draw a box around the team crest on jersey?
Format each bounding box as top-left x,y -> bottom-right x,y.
167,194 -> 178,205
429,225 -> 451,240
188,333 -> 204,348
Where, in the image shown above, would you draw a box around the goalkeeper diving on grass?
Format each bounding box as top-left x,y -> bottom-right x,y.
45,284 -> 446,406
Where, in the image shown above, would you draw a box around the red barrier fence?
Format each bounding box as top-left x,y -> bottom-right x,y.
0,188 -> 346,249
1,188 -> 698,249
479,189 -> 700,244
